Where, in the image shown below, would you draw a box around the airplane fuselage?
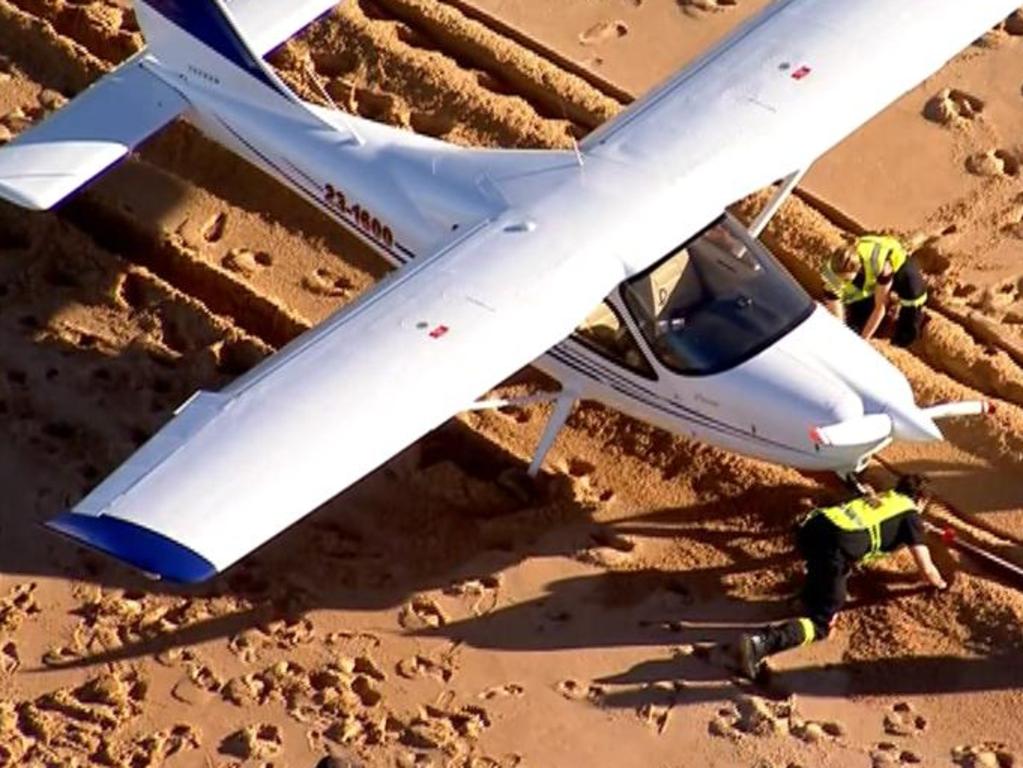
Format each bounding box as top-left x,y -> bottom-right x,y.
141,47 -> 929,477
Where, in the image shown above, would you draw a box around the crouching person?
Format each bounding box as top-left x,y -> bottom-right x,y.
738,475 -> 947,680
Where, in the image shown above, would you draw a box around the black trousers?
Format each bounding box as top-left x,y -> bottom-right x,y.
755,516 -> 852,655
846,300 -> 924,347
795,515 -> 850,639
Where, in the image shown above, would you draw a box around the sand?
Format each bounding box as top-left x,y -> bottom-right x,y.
0,0 -> 1022,766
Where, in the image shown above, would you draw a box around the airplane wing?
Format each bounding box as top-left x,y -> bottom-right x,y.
583,0 -> 1020,273
44,0 -> 1019,583
0,1 -> 337,211
226,0 -> 339,56
0,57 -> 186,210
48,213 -> 623,583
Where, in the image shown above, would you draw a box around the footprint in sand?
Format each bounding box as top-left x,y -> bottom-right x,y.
325,630 -> 382,651
479,683 -> 525,700
172,660 -> 223,705
0,642 -> 19,674
579,20 -> 628,46
679,0 -> 739,13
871,742 -> 923,767
883,701 -> 928,737
222,247 -> 273,277
562,457 -> 616,505
302,267 -> 355,298
37,89 -> 66,113
115,724 -> 201,766
923,88 -> 985,126
711,695 -> 845,743
556,679 -> 606,703
398,596 -> 448,629
221,723 -> 284,760
397,654 -> 455,683
222,673 -> 270,707
444,574 -> 502,615
952,743 -> 1017,768
635,682 -> 683,734
0,582 -> 40,634
201,211 -> 227,243
966,149 -> 1021,178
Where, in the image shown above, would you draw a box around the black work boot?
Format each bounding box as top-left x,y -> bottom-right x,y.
738,631 -> 769,681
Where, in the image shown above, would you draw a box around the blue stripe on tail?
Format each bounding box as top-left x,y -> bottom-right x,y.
139,0 -> 287,95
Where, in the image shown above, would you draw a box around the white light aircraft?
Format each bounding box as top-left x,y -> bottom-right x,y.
0,0 -> 1007,582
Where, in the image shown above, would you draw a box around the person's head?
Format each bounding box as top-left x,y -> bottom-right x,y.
829,244 -> 860,280
895,474 -> 931,508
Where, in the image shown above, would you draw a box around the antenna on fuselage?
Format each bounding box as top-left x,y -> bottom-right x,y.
555,94 -> 584,169
304,62 -> 365,147
570,133 -> 585,168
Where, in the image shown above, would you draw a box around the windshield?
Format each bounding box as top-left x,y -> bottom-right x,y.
622,215 -> 813,376
573,301 -> 656,379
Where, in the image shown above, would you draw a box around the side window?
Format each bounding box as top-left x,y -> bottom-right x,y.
573,301 -> 657,379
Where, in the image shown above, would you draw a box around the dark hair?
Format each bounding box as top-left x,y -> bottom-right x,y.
895,474 -> 929,501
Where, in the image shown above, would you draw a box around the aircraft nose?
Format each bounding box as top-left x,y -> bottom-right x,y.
774,306 -> 944,444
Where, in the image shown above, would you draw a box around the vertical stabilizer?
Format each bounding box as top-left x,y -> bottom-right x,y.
133,0 -> 296,100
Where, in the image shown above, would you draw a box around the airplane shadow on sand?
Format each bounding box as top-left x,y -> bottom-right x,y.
30,472 -> 817,671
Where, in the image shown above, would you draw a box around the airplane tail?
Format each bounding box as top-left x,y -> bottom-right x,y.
0,0 -> 338,211
131,0 -> 296,101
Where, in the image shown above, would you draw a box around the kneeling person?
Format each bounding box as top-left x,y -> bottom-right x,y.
738,475 -> 946,680
822,234 -> 928,346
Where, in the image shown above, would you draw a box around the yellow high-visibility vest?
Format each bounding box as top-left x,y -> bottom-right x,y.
822,235 -> 918,305
808,490 -> 918,562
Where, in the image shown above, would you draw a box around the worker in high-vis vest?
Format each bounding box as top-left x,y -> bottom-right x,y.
822,234 -> 928,346
738,475 -> 947,681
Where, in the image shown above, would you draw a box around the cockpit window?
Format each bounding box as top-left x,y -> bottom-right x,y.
573,301 -> 656,379
622,215 -> 813,376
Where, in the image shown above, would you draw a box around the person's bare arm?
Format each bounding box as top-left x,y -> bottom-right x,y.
825,297 -> 844,321
861,281 -> 892,340
910,544 -> 947,590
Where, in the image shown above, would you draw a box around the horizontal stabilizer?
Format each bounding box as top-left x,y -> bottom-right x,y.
0,57 -> 186,210
923,400 -> 993,420
810,414 -> 893,448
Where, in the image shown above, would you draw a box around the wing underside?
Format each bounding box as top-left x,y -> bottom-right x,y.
48,211 -> 624,582
0,58 -> 186,210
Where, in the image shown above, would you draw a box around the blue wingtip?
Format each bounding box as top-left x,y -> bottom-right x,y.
47,512 -> 219,584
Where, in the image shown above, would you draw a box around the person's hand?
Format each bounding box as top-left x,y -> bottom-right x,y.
926,567 -> 948,591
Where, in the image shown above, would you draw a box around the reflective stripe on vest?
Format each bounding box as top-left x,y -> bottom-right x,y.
823,235 -> 908,304
899,291 -> 928,308
810,490 -> 918,562
797,618 -> 816,646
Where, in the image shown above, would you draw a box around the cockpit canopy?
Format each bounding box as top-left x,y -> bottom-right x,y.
621,214 -> 813,376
